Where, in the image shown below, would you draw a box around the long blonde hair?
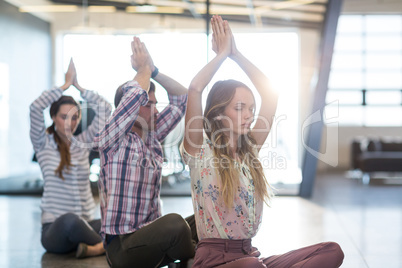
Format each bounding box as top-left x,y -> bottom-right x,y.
203,80 -> 273,207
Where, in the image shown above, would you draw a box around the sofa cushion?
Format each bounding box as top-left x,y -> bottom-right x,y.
359,151 -> 402,172
367,139 -> 382,151
380,141 -> 402,152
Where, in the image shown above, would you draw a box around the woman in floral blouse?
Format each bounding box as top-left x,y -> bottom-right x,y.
181,15 -> 344,268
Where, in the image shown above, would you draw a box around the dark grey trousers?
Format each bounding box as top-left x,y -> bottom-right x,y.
41,212 -> 102,253
106,213 -> 197,268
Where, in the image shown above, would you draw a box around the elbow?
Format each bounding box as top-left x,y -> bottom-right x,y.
93,135 -> 103,151
106,102 -> 113,114
97,100 -> 113,117
29,102 -> 39,113
188,83 -> 204,94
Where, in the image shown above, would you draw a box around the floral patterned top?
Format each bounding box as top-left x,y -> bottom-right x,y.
181,139 -> 263,240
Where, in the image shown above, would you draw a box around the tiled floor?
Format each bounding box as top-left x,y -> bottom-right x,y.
0,172 -> 401,268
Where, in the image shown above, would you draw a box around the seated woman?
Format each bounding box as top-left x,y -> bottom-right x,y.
30,59 -> 112,258
181,15 -> 344,268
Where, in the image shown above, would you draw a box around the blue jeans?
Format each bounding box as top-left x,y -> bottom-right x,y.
41,213 -> 102,253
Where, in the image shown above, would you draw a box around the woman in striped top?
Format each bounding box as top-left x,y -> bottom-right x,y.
30,59 -> 112,258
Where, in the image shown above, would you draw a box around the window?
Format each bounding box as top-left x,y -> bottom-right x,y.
327,15 -> 402,126
62,31 -> 300,185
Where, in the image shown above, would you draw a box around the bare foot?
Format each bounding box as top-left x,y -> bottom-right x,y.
76,242 -> 105,258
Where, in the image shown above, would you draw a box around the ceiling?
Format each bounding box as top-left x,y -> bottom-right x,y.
7,0 -> 402,32
9,0 -> 330,30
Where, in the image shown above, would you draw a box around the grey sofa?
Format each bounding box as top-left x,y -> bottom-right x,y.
351,137 -> 402,184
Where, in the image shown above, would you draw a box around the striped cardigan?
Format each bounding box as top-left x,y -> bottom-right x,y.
30,87 -> 112,224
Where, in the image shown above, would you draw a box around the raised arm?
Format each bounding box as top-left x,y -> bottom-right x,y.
183,15 -> 232,156
151,70 -> 188,141
131,37 -> 153,92
227,23 -> 278,149
60,58 -> 76,91
153,72 -> 187,96
30,59 -> 75,151
68,59 -> 112,146
93,37 -> 153,152
70,58 -> 86,95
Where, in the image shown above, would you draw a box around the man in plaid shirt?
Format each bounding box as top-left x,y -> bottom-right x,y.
94,37 -> 196,267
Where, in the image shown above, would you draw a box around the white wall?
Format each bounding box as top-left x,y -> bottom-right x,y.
0,0 -> 52,178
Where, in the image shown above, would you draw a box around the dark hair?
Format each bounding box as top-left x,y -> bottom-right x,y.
114,81 -> 155,108
46,96 -> 81,180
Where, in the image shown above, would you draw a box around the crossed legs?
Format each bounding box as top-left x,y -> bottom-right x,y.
106,213 -> 196,268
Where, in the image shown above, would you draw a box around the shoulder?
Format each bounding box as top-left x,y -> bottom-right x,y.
181,138 -> 215,167
193,138 -> 214,159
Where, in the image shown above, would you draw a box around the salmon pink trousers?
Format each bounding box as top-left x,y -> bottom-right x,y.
192,238 -> 344,268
